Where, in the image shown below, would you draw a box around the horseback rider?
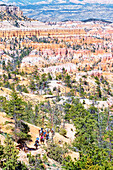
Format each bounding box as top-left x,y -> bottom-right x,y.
40,135 -> 44,144
34,137 -> 39,149
46,132 -> 49,141
43,130 -> 46,137
39,128 -> 44,136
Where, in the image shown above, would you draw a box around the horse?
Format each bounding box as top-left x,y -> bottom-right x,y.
43,130 -> 47,139
40,135 -> 44,144
22,143 -> 28,153
34,141 -> 39,149
34,138 -> 39,149
46,133 -> 49,142
39,129 -> 44,137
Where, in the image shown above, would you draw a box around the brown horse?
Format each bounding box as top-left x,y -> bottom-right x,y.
39,129 -> 44,137
22,143 -> 28,153
34,140 -> 39,149
40,136 -> 44,144
43,130 -> 47,139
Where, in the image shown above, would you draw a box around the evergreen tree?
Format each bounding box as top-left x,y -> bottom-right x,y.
0,96 -> 8,112
27,153 -> 45,170
2,60 -> 6,70
29,80 -> 36,93
64,73 -> 71,87
24,101 -> 35,124
3,135 -> 19,170
8,91 -> 31,142
0,140 -> 4,166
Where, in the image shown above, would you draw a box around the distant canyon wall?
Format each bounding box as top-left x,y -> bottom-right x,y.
0,29 -> 86,39
0,5 -> 23,17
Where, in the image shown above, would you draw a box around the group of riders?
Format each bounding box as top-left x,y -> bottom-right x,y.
34,128 -> 55,149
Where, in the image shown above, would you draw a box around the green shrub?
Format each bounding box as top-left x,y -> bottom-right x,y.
59,128 -> 67,137
45,143 -> 68,164
42,154 -> 48,162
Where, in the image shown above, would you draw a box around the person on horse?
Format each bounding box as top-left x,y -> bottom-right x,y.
39,128 -> 44,136
40,135 -> 44,144
34,137 -> 39,149
46,131 -> 49,141
43,130 -> 46,138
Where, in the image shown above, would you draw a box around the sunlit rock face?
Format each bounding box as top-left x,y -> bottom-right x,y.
0,5 -> 23,17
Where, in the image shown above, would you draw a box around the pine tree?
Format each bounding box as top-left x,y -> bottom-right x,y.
8,90 -> 31,142
8,91 -> 25,140
27,153 -> 45,170
0,140 -> 4,166
3,135 -> 19,170
24,101 -> 35,124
